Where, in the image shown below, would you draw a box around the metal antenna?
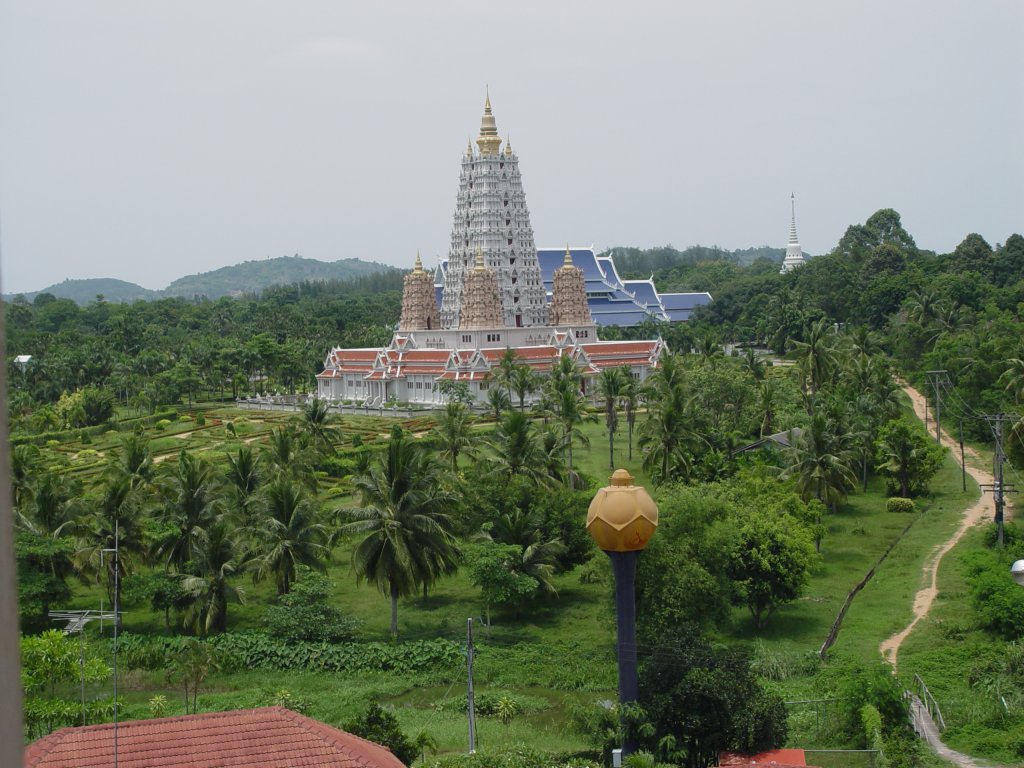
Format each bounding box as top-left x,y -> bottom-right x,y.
102,521 -> 120,768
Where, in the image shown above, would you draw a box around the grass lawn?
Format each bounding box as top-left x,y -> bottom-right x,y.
30,398 -> 998,763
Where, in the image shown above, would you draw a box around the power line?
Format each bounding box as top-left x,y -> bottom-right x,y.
980,415 -> 1020,547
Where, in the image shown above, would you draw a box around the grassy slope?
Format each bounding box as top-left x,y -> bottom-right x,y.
42,404 -> 987,763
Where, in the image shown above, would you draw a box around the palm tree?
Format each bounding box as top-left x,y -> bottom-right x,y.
597,368 -> 625,470
780,413 -> 858,512
741,347 -> 765,381
1000,357 -> 1024,404
790,318 -> 838,400
486,386 -> 512,424
111,434 -> 154,491
757,379 -> 778,438
11,444 -> 40,511
490,411 -> 553,485
618,369 -> 640,461
341,435 -> 460,638
695,335 -> 722,368
264,425 -> 315,486
494,347 -> 520,403
433,401 -> 475,473
75,474 -> 147,624
296,397 -> 340,454
510,364 -> 539,411
250,475 -> 329,595
180,520 -> 247,635
639,392 -> 700,485
224,445 -> 263,525
154,451 -> 222,572
547,356 -> 594,481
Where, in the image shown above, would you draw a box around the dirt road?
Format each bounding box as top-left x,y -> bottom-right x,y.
879,384 -> 996,669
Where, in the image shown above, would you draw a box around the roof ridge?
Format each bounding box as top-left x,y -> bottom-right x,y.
273,706 -> 400,764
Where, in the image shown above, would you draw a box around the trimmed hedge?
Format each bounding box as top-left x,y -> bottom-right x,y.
116,632 -> 463,674
886,497 -> 915,514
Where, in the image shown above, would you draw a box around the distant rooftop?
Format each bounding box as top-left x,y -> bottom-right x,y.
23,706 -> 404,768
435,247 -> 712,327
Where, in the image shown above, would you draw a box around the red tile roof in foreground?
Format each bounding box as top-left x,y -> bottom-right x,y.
24,706 -> 404,768
720,749 -> 811,768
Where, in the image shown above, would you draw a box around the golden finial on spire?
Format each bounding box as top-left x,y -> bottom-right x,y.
414,251 -> 424,273
476,88 -> 501,155
474,247 -> 486,271
561,244 -> 575,269
504,136 -> 512,156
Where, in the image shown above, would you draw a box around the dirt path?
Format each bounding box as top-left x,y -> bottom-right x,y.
879,384 -> 995,669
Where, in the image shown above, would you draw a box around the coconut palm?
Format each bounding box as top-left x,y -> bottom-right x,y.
494,347 -> 520,403
224,445 -> 263,525
296,397 -> 340,454
433,401 -> 475,473
618,368 -> 640,461
790,318 -> 838,400
11,444 -> 40,511
597,367 -> 625,470
741,347 -> 766,381
154,451 -> 222,573
780,412 -> 858,511
486,386 -> 512,423
18,471 -> 82,539
75,474 -> 147,624
510,364 -> 539,411
112,434 -> 154,491
1000,357 -> 1024,404
341,434 -> 459,638
639,391 -> 702,485
250,475 -> 329,595
489,410 -> 553,485
180,520 -> 247,635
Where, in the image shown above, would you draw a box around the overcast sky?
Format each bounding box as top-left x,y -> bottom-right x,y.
1,1 -> 1021,294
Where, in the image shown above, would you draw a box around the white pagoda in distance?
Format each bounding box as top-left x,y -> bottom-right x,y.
317,96 -> 665,406
779,193 -> 806,274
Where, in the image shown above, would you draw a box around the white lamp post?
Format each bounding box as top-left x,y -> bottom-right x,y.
1011,560 -> 1024,587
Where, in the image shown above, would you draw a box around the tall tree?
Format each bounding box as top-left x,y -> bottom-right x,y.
597,367 -> 625,470
341,434 -> 460,637
433,401 -> 475,473
154,451 -> 222,572
250,475 -> 329,595
180,520 -> 247,635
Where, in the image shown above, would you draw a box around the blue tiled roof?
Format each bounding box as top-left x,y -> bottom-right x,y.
432,249 -> 711,327
660,292 -> 713,310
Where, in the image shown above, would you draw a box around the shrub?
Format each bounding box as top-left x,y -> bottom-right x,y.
155,419 -> 172,430
263,572 -> 360,643
886,497 -> 915,514
345,704 -> 417,766
115,632 -> 463,675
195,413 -> 206,426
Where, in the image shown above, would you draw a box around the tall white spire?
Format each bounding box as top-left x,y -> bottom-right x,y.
780,192 -> 806,274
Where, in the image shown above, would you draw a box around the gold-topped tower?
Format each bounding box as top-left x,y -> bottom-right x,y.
476,91 -> 502,156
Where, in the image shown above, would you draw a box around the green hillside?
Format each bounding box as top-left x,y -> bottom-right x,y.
163,255 -> 397,299
8,277 -> 159,304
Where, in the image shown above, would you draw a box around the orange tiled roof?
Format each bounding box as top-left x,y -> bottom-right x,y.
24,706 -> 404,768
719,749 -> 810,768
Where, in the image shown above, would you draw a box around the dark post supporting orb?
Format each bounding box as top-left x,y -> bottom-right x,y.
608,550 -> 640,705
587,469 -> 658,756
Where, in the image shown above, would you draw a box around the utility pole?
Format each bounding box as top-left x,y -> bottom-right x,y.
102,523 -> 121,768
466,618 -> 477,754
959,419 -> 966,493
926,370 -> 947,444
981,415 -> 1019,547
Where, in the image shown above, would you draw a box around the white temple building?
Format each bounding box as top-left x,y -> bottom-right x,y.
779,193 -> 806,274
317,96 -> 668,407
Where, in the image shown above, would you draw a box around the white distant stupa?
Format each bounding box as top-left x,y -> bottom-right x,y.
779,193 -> 806,274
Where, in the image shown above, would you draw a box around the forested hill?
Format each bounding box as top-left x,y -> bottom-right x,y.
5,255 -> 398,305
163,255 -> 396,299
603,244 -> 788,278
7,278 -> 161,305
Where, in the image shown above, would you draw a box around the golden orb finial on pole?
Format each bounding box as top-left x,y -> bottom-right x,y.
586,469 -> 659,552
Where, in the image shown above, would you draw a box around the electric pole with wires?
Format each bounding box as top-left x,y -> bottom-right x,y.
926,370 -> 948,444
981,415 -> 1019,547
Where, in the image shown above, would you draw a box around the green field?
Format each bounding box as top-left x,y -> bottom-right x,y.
25,402 -> 1011,765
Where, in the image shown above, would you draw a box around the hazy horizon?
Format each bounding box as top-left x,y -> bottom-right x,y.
2,1 -> 1021,295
